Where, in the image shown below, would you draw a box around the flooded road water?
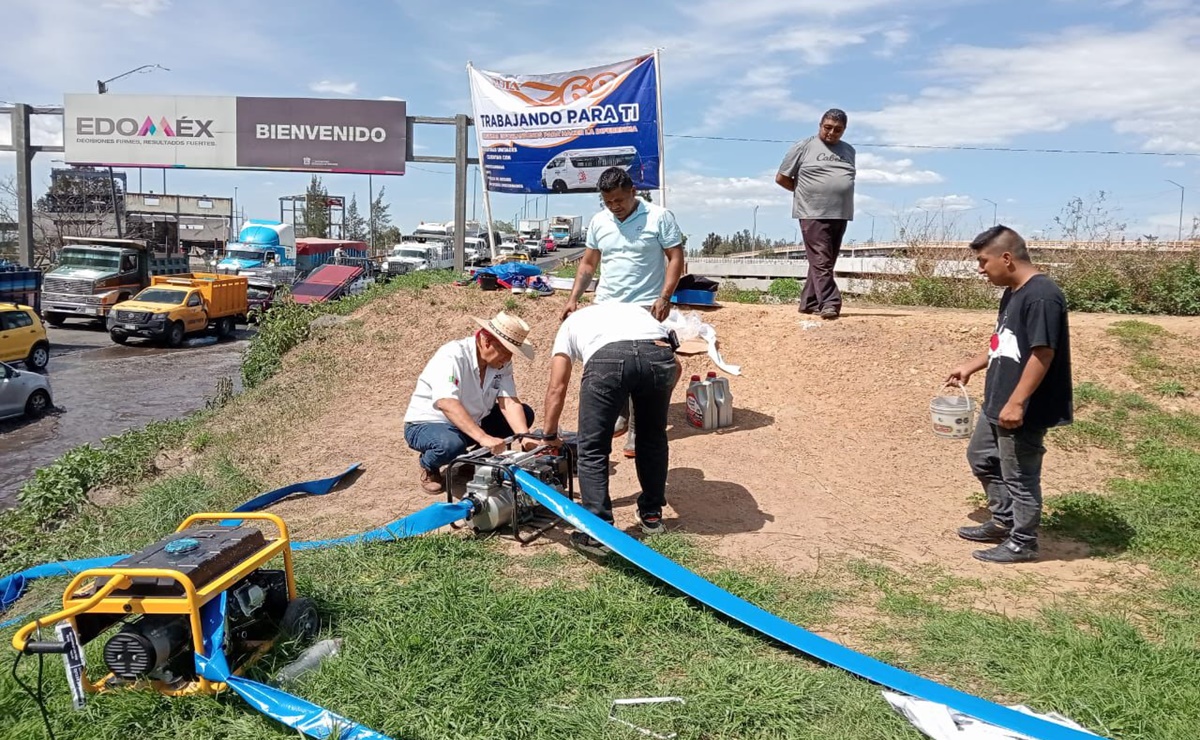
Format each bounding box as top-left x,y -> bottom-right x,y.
0,324 -> 250,507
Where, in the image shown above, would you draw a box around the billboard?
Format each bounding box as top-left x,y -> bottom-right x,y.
468,55 -> 661,195
63,94 -> 407,174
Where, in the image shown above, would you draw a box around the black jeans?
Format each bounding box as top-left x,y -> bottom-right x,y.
577,340 -> 677,523
966,420 -> 1048,548
799,218 -> 849,312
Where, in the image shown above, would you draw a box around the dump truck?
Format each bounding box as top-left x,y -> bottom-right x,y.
107,273 -> 249,347
41,237 -> 190,326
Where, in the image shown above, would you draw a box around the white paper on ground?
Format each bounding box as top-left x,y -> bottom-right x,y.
663,309 -> 742,376
882,692 -> 1099,740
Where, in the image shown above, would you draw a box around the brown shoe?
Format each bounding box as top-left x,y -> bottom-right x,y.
419,466 -> 444,494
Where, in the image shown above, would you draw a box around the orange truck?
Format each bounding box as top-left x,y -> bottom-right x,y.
107,273 -> 249,347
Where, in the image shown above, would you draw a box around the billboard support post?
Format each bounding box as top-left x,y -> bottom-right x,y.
453,113 -> 469,274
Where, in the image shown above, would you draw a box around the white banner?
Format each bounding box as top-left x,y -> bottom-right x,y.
64,94 -> 238,168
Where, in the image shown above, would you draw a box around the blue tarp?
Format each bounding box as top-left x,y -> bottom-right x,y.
472,262 -> 542,282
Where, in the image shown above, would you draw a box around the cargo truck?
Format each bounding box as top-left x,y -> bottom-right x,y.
0,264 -> 43,315
549,215 -> 583,248
107,273 -> 249,347
216,220 -> 296,273
41,237 -> 190,327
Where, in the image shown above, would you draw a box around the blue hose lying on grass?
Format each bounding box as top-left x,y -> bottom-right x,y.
514,468 -> 1106,740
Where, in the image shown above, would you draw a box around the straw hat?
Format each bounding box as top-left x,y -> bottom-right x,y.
472,311 -> 535,360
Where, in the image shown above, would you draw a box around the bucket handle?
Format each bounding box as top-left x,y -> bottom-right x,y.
939,380 -> 971,403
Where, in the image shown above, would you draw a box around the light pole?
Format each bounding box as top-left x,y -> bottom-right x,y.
752,205 -> 759,243
1167,180 -> 1185,242
983,198 -> 998,226
97,63 -> 170,238
863,211 -> 876,242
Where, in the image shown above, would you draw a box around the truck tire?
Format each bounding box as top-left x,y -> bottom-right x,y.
44,312 -> 66,327
166,321 -> 185,348
25,342 -> 49,371
110,333 -> 129,345
216,316 -> 235,339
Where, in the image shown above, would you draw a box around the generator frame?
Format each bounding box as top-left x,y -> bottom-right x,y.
10,512 -> 297,697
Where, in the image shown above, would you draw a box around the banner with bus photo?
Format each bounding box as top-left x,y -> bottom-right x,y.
467,54 -> 663,196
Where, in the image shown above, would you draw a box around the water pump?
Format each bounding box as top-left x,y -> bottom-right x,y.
446,434 -> 576,544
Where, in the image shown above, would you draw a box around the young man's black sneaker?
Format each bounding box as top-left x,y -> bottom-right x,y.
972,540 -> 1039,564
569,532 -> 612,557
640,510 -> 665,535
957,521 -> 1012,543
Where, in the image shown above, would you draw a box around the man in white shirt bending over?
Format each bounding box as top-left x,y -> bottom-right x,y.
540,302 -> 680,557
403,311 -> 536,493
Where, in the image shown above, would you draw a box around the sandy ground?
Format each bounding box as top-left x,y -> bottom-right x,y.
209,287 -> 1200,604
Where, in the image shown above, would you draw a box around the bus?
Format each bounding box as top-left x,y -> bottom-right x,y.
540,146 -> 644,193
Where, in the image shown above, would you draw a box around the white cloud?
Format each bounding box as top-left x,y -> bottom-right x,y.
670,171 -> 785,213
914,194 -> 977,212
102,0 -> 169,15
309,80 -> 359,96
856,19 -> 1200,152
763,27 -> 869,65
856,152 -> 943,185
681,0 -> 906,27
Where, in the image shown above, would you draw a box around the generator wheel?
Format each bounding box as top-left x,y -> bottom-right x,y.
280,597 -> 320,643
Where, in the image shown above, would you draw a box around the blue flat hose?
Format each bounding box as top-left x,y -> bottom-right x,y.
513,468 -> 1105,740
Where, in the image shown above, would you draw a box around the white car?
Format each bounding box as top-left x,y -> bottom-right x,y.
0,361 -> 53,421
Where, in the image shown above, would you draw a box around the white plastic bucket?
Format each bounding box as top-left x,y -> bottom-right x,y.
930,383 -> 975,439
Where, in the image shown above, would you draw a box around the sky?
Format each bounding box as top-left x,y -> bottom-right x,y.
2,0 -> 1199,246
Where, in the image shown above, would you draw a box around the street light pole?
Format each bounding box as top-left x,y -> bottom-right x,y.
97,64 -> 170,239
752,205 -> 759,243
1167,180 -> 1185,242
864,211 -> 876,242
983,198 -> 998,226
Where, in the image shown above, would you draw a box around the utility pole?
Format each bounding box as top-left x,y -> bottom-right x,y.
1167,180 -> 1185,242
752,205 -> 759,243
983,198 -> 997,226
864,211 -> 876,242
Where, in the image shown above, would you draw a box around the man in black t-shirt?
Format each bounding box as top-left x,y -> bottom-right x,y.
947,226 -> 1073,564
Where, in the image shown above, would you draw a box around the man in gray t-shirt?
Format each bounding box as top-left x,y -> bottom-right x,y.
776,109 -> 856,319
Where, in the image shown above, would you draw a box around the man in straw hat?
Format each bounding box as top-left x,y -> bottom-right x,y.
538,302 -> 681,557
403,310 -> 537,493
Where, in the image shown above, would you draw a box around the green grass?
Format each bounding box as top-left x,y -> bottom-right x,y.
12,285 -> 1200,739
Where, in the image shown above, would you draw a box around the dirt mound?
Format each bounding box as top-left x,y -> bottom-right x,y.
208,286 -> 1200,600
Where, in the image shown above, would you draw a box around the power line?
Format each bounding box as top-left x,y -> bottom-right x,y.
664,133 -> 1200,158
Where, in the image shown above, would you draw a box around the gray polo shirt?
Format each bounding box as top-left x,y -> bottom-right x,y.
778,136 -> 856,220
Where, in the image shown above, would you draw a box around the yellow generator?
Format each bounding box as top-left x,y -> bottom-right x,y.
11,513 -> 318,697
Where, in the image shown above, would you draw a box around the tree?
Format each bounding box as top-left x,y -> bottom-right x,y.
370,186 -> 392,244
302,175 -> 330,238
637,190 -> 653,203
1053,191 -> 1126,244
701,232 -> 724,256
492,220 -> 515,233
376,225 -> 402,247
344,194 -> 367,242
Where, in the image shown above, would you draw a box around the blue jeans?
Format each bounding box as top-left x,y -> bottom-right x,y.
404,403 -> 535,472
577,340 -> 677,523
967,420 -> 1047,548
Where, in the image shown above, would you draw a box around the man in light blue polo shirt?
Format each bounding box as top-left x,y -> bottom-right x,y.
562,166 -> 686,457
562,167 -> 685,322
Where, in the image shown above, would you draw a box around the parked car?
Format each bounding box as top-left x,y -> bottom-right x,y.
0,302 -> 50,371
0,360 -> 52,421
495,242 -> 530,264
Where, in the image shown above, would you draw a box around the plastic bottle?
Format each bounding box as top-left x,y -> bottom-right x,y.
686,375 -> 717,430
706,371 -> 734,428
275,638 -> 342,685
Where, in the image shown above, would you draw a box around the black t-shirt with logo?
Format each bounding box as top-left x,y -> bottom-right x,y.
983,274 -> 1073,429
